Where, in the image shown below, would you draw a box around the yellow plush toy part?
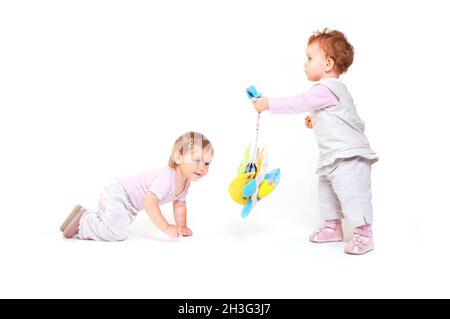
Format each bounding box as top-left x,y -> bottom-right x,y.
228,144 -> 280,218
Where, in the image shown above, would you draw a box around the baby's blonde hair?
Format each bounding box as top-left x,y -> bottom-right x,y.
168,132 -> 214,168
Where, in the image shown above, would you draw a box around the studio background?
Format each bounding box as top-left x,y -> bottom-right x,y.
1,0 -> 448,298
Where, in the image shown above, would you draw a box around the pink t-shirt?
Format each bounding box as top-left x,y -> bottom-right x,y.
268,84 -> 339,114
119,167 -> 190,211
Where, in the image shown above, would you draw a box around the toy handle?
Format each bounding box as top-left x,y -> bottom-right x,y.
246,85 -> 262,99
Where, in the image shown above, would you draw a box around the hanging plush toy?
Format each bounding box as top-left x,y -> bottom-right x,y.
228,86 -> 281,218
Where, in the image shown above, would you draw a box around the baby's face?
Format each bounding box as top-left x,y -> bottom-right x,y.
179,147 -> 213,181
304,42 -> 328,81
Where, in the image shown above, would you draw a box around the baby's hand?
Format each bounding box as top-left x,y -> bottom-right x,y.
164,224 -> 186,238
304,116 -> 313,129
180,226 -> 193,237
252,97 -> 269,112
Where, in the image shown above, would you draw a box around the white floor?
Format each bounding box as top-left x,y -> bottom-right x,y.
1,174 -> 446,299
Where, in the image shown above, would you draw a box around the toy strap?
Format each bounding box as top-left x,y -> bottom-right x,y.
252,112 -> 261,162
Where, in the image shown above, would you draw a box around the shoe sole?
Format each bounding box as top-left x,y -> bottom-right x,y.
309,237 -> 344,243
344,248 -> 374,255
60,205 -> 82,231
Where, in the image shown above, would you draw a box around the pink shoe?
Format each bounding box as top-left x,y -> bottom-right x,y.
63,206 -> 85,238
344,227 -> 374,255
60,204 -> 83,231
309,221 -> 343,243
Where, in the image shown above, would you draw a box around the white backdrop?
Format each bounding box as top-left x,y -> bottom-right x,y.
1,0 -> 449,298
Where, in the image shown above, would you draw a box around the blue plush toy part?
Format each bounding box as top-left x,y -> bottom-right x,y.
242,179 -> 257,197
246,85 -> 262,99
241,200 -> 253,218
264,169 -> 281,185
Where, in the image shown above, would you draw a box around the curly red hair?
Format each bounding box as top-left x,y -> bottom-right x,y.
308,28 -> 354,74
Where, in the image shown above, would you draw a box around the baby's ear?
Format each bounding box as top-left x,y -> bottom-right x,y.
325,57 -> 335,72
173,151 -> 182,165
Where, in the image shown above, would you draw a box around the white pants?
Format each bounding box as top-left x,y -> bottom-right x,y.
78,180 -> 138,241
318,157 -> 373,226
